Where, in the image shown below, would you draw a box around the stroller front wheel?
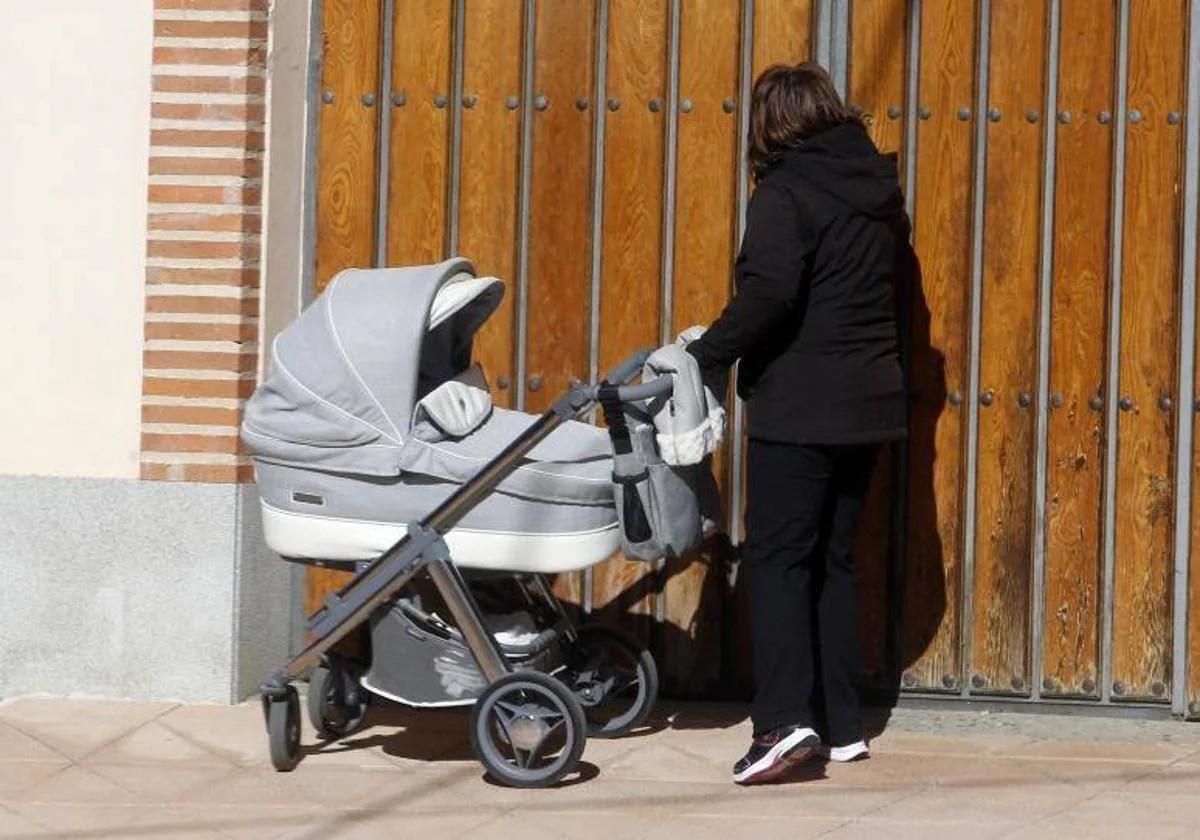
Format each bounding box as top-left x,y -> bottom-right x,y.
470,671 -> 587,788
265,685 -> 301,771
565,625 -> 659,738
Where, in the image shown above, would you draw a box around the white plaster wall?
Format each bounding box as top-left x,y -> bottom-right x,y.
0,2 -> 152,478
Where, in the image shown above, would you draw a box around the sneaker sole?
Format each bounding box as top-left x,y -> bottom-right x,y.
822,744 -> 870,763
733,730 -> 821,785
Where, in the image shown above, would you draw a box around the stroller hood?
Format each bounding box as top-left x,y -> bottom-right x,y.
242,259 -> 503,476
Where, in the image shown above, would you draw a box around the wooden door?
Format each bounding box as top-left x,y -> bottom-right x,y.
302,0 -> 1200,708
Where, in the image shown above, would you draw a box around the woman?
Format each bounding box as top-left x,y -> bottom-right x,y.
685,63 -> 908,784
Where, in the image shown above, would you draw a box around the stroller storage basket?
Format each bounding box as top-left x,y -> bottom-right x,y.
363,598 -> 564,707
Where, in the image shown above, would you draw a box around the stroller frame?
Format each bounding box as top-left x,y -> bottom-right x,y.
259,350 -> 669,786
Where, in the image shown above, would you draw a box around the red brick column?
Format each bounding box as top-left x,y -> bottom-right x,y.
140,0 -> 268,482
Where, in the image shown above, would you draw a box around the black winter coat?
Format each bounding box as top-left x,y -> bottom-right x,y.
686,121 -> 909,445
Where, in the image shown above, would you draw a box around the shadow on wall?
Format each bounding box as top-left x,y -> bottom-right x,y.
886,243 -> 950,706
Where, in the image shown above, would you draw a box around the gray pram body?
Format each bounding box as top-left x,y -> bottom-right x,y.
244,259 -> 709,787
243,259 -> 626,575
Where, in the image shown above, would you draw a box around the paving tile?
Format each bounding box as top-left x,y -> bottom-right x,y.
319,725 -> 474,770
278,808 -> 504,840
1113,761 -> 1200,795
156,702 -> 271,767
1000,758 -> 1161,793
88,763 -> 241,803
995,738 -> 1192,763
642,815 -> 847,839
85,720 -> 235,768
852,817 -> 1020,839
110,804 -> 331,840
1013,814 -> 1193,840
178,763 -> 480,814
0,801 -> 53,838
17,765 -> 145,805
812,819 -> 901,839
444,774 -> 736,817
722,783 -> 916,820
0,698 -> 175,762
0,724 -> 66,765
108,806 -> 234,840
8,803 -> 147,838
600,741 -> 727,784
870,730 -> 1034,758
0,762 -> 68,802
866,778 -> 1089,827
1106,790 -> 1200,825
159,700 -> 470,771
458,810 -> 670,840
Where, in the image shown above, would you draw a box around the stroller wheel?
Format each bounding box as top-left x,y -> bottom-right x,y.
265,685 -> 302,772
470,671 -> 587,788
566,625 -> 659,738
307,662 -> 369,740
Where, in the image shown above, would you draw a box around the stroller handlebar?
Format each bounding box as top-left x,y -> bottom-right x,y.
600,348 -> 675,402
602,349 -> 653,386
563,349 -> 673,413
606,376 -> 674,403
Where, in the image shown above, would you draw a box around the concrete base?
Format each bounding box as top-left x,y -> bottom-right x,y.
0,476 -> 297,703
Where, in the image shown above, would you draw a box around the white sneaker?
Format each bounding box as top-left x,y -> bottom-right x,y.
822,740 -> 869,762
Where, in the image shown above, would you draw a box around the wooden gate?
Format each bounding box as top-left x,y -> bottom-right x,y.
303,0 -> 1200,715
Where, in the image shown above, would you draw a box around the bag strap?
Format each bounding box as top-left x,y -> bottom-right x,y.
597,381 -> 634,455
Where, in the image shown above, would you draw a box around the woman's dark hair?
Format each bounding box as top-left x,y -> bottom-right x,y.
748,62 -> 863,180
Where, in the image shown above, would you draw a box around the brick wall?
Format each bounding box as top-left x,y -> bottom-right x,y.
141,0 -> 268,482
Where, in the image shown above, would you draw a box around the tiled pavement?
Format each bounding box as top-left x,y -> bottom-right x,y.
2,695 -> 1200,839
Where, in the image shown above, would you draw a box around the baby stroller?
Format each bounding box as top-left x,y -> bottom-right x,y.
243,258 -> 712,787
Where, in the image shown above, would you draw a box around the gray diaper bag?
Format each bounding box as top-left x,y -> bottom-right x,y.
597,382 -> 720,562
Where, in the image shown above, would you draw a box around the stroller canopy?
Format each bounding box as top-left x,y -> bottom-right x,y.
242,259 -> 503,476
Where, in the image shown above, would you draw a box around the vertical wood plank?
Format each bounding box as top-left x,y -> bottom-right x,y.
969,0 -> 1048,695
849,0 -> 908,687
523,1 -> 595,415
663,0 -> 740,695
754,0 -> 813,72
1191,255 -> 1200,716
1111,0 -> 1187,702
457,1 -> 523,407
901,0 -> 976,691
314,0 -> 381,292
386,0 -> 453,265
591,0 -> 669,641
849,0 -> 907,156
523,1 -> 597,608
1042,0 -> 1115,698
307,0 -> 383,611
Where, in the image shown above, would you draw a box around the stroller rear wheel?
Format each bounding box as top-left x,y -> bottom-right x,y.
307,660 -> 369,740
470,671 -> 587,788
264,685 -> 301,772
565,625 -> 658,738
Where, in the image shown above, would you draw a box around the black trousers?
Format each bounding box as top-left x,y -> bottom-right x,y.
743,439 -> 879,745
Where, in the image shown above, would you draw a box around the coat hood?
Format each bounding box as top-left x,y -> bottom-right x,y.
772,122 -> 904,219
